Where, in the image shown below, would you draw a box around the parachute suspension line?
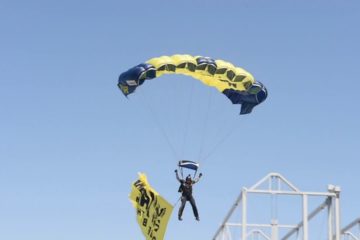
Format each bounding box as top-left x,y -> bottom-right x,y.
198,91 -> 236,163
197,87 -> 214,162
193,169 -> 198,179
200,117 -> 242,162
180,78 -> 196,160
179,165 -> 184,179
173,196 -> 181,208
137,93 -> 179,161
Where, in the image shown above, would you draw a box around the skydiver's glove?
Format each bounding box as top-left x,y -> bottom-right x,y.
199,173 -> 203,177
175,169 -> 178,173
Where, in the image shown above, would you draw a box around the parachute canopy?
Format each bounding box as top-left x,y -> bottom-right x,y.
118,54 -> 267,114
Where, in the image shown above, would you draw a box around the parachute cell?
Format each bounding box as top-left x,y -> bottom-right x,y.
118,54 -> 267,114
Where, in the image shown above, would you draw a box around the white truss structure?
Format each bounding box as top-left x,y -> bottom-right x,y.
213,172 -> 344,240
341,218 -> 360,240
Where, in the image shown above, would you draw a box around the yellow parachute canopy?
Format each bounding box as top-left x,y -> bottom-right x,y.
147,54 -> 254,92
118,54 -> 267,114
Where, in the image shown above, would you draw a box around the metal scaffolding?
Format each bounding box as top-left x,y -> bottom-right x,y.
341,218 -> 360,240
213,172 -> 343,240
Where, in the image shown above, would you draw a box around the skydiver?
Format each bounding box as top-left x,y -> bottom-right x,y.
175,169 -> 202,221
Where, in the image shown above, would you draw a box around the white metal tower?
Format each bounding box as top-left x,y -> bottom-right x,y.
213,172 -> 343,240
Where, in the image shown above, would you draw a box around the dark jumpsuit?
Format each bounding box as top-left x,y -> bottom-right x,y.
176,172 -> 200,220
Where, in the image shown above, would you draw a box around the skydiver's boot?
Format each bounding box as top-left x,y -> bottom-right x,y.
195,216 -> 200,221
178,215 -> 183,221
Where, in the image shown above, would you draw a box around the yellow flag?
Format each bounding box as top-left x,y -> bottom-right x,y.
129,173 -> 173,240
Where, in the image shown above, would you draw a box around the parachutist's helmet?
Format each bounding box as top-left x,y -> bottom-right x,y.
185,175 -> 192,183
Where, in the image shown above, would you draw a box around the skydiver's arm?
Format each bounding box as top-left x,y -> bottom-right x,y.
175,170 -> 182,182
193,173 -> 203,184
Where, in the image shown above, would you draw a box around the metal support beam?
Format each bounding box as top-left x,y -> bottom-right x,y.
302,195 -> 308,240
247,229 -> 271,240
342,218 -> 360,234
328,198 -> 333,240
335,193 -> 341,240
213,173 -> 343,240
281,198 -> 330,240
341,218 -> 360,240
242,189 -> 247,240
213,192 -> 243,240
271,219 -> 278,240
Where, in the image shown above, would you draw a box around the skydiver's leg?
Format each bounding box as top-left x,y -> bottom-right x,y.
178,196 -> 187,220
189,195 -> 199,220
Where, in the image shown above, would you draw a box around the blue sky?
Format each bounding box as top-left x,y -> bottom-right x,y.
1,0 -> 359,239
